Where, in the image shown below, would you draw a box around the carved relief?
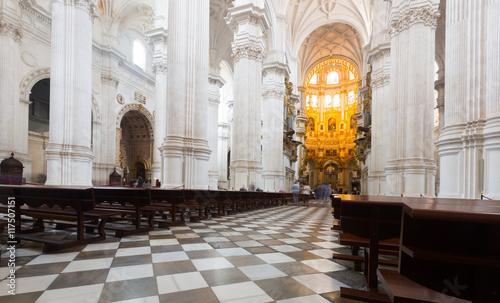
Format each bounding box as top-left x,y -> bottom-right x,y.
153,60 -> 167,74
390,4 -> 440,36
0,21 -> 22,43
231,37 -> 265,63
320,0 -> 337,20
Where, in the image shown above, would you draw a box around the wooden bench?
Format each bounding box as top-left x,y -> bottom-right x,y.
0,185 -> 120,252
150,188 -> 187,226
93,187 -> 162,237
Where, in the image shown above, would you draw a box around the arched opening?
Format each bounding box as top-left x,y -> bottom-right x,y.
27,78 -> 50,184
119,110 -> 153,186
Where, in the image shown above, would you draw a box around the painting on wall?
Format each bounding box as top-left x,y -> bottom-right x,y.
308,117 -> 315,131
328,117 -> 336,131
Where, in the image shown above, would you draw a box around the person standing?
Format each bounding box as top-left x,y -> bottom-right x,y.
292,181 -> 300,205
302,184 -> 311,205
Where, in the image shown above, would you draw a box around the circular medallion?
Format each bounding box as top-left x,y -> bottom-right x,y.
21,51 -> 37,67
117,94 -> 124,104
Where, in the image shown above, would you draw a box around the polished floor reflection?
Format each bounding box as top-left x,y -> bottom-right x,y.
0,200 -> 365,302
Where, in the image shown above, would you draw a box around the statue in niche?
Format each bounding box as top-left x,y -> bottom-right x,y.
350,115 -> 356,129
328,117 -> 336,131
308,117 -> 315,131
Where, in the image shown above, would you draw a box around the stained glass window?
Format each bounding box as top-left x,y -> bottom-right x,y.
309,73 -> 318,84
333,94 -> 340,107
348,91 -> 356,105
311,95 -> 318,107
325,95 -> 332,107
327,72 -> 340,84
133,40 -> 146,71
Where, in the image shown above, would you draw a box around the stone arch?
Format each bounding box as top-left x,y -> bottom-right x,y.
116,104 -> 155,138
19,68 -> 50,102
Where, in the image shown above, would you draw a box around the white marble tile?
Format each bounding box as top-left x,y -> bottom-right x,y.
247,234 -> 273,240
152,251 -> 189,263
256,253 -> 296,264
241,224 -> 260,228
0,274 -> 58,294
62,257 -> 113,273
257,229 -> 280,234
301,259 -> 346,273
157,272 -> 208,294
232,227 -> 253,231
212,281 -> 272,303
220,231 -> 243,236
203,237 -> 230,242
308,249 -> 335,259
115,246 -> 151,257
312,241 -> 344,249
112,295 -> 160,303
192,229 -> 214,233
209,225 -> 227,229
277,295 -> 331,303
181,243 -> 213,251
235,240 -> 264,248
36,283 -> 104,303
279,238 -> 306,244
216,247 -> 251,257
120,235 -> 150,242
83,242 -> 120,252
174,233 -> 200,239
293,273 -> 349,293
169,226 -> 191,230
269,245 -> 302,253
285,232 -> 310,238
27,252 -> 79,265
2,248 -> 41,257
106,264 -> 154,282
238,264 -> 287,280
191,257 -> 234,271
149,238 -> 180,246
316,235 -> 338,241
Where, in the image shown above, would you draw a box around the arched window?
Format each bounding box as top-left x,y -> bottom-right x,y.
133,40 -> 146,70
327,71 -> 340,84
348,91 -> 356,105
306,95 -> 311,107
311,95 -> 318,107
333,94 -> 340,107
349,71 -> 355,80
309,73 -> 318,84
325,95 -> 332,107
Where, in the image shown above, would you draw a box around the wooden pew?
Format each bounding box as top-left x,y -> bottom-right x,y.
0,185 -> 119,252
93,187 -> 160,237
150,188 -> 187,226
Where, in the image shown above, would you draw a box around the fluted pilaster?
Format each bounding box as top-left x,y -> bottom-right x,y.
208,73 -> 225,189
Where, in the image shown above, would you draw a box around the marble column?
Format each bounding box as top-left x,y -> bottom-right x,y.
217,122 -> 230,189
0,18 -> 30,168
386,0 -> 439,196
45,0 -> 97,186
437,0 -> 498,199
484,0 -> 500,199
160,0 -> 210,189
208,73 -> 225,189
262,65 -> 286,191
146,27 -> 168,183
226,2 -> 269,189
367,46 -> 391,195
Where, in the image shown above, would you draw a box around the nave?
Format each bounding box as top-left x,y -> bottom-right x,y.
0,201 -> 365,303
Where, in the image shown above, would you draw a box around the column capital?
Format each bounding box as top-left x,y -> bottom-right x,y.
56,0 -> 99,19
231,37 -> 266,63
153,60 -> 168,74
390,1 -> 440,36
0,20 -> 22,43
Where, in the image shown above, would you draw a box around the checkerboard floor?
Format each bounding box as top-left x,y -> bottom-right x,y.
0,201 -> 365,302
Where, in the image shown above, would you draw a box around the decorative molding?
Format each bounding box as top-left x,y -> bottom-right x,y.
371,72 -> 390,89
262,88 -> 285,100
116,94 -> 124,105
152,60 -> 167,74
320,0 -> 337,20
21,51 -> 37,67
390,3 -> 440,36
19,68 -> 50,100
58,0 -> 99,19
0,20 -> 22,43
135,92 -> 146,104
19,0 -> 52,25
231,37 -> 265,63
116,104 -> 155,128
101,74 -> 119,87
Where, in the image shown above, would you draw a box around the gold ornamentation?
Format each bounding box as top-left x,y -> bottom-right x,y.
117,94 -> 124,104
135,92 -> 146,104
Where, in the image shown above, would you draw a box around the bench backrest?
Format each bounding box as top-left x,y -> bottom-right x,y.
93,187 -> 150,207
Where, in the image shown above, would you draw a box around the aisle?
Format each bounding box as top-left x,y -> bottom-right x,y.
0,201 -> 364,302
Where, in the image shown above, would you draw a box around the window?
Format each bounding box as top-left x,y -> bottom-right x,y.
333,94 -> 340,107
327,71 -> 340,84
306,95 -> 311,107
348,91 -> 356,105
325,95 -> 332,107
309,73 -> 318,84
311,95 -> 318,107
349,71 -> 355,80
133,40 -> 146,70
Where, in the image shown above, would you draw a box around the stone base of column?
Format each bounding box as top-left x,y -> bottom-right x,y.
45,144 -> 94,186
367,172 -> 386,195
192,143 -> 211,190
218,179 -> 229,190
386,159 -> 436,197
92,163 -> 117,186
230,161 -> 262,190
159,138 -> 184,189
209,171 -> 219,190
263,171 -> 285,192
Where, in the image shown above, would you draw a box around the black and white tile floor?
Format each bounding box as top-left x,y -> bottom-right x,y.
0,201 -> 364,302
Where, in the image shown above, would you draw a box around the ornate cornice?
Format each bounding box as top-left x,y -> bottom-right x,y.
55,0 -> 98,19
371,72 -> 390,90
231,37 -> 265,63
0,21 -> 22,43
19,0 -> 52,25
262,88 -> 285,101
390,3 -> 440,36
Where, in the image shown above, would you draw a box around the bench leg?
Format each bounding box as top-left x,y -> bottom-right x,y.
352,245 -> 362,271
